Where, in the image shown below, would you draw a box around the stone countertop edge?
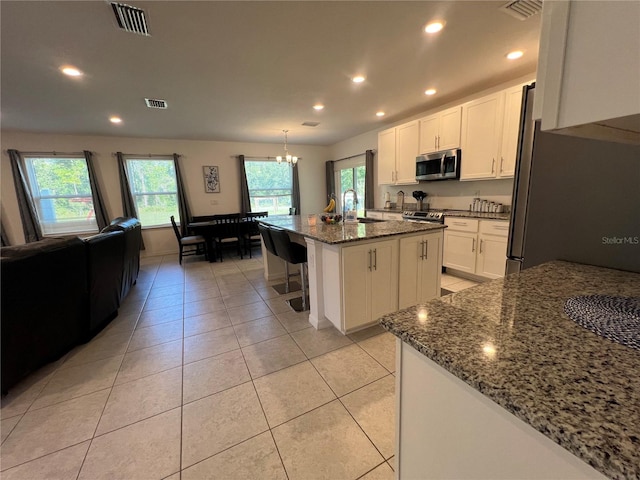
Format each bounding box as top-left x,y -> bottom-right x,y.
368,208 -> 511,221
259,216 -> 445,245
379,260 -> 640,480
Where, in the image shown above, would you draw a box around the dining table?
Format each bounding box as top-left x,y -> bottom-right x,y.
186,221 -> 221,262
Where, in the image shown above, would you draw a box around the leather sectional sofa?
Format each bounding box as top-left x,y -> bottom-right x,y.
1,217 -> 142,393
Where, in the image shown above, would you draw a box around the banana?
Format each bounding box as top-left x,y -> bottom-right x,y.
323,198 -> 336,213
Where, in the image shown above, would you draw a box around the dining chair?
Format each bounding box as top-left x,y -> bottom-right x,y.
212,213 -> 243,261
170,216 -> 207,265
242,211 -> 268,258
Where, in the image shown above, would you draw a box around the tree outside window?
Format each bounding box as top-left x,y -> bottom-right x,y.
245,160 -> 292,215
24,156 -> 98,235
126,159 -> 179,227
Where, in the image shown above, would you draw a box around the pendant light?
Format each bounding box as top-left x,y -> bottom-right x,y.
276,129 -> 298,166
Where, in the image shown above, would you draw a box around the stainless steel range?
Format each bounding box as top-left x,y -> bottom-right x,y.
402,211 -> 444,224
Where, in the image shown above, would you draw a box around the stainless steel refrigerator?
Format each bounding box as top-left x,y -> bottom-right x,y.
506,83 -> 640,274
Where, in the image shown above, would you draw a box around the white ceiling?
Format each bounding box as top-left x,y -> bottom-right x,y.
0,1 -> 541,146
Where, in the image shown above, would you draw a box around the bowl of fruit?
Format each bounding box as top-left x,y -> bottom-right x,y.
319,213 -> 343,224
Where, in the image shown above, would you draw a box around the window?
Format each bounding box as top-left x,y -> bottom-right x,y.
335,158 -> 366,217
245,160 -> 293,215
126,158 -> 179,227
23,155 -> 98,235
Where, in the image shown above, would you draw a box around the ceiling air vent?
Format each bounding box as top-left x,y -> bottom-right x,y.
145,98 -> 167,109
111,2 -> 150,36
499,0 -> 543,20
302,122 -> 320,127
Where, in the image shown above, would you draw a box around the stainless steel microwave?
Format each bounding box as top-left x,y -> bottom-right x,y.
416,149 -> 461,181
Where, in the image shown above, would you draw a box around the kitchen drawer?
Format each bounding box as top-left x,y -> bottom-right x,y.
384,212 -> 404,221
444,217 -> 479,233
367,211 -> 384,220
479,220 -> 510,237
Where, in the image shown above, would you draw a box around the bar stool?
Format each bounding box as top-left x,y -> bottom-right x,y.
257,224 -> 301,295
269,226 -> 309,312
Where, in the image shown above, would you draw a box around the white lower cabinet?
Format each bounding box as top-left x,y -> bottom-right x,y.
366,211 -> 384,220
398,232 -> 442,309
444,218 -> 509,279
341,239 -> 398,332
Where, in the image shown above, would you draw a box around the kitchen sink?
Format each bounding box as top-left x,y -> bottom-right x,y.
357,217 -> 386,224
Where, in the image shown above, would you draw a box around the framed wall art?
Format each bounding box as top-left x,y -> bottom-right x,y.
203,165 -> 220,193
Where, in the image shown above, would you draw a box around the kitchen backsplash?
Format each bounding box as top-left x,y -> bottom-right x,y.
381,178 -> 513,211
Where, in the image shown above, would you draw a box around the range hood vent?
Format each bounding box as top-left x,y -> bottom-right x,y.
145,98 -> 167,109
302,121 -> 320,127
111,2 -> 150,36
499,0 -> 543,20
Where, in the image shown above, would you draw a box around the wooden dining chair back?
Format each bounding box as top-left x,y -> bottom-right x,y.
170,216 -> 207,265
243,211 -> 268,258
212,213 -> 243,261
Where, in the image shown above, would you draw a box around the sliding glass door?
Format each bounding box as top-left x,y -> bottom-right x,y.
335,158 -> 365,217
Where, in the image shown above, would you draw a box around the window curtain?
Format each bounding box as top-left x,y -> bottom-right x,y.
291,165 -> 301,215
364,149 -> 375,210
239,155 -> 251,215
1,218 -> 10,246
325,160 -> 335,201
84,150 -> 110,231
116,152 -> 145,250
173,153 -> 192,237
8,149 -> 43,243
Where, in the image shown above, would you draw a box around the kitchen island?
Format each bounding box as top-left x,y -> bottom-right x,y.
380,261 -> 640,479
260,216 -> 446,333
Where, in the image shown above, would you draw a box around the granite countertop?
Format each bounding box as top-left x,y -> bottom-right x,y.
368,208 -> 510,221
260,215 -> 444,245
380,261 -> 640,480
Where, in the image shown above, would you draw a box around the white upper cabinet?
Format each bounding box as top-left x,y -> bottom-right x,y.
377,127 -> 396,185
499,85 -> 525,177
534,0 -> 640,144
460,92 -> 505,180
461,85 -> 526,180
377,122 -> 419,186
419,107 -> 462,154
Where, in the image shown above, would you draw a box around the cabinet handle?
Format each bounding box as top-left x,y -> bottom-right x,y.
368,250 -> 372,271
480,239 -> 484,254
500,157 -> 504,174
491,158 -> 495,174
434,135 -> 438,150
423,240 -> 428,260
437,135 -> 441,150
472,238 -> 476,252
373,248 -> 377,271
452,221 -> 467,226
419,240 -> 424,260
494,225 -> 509,230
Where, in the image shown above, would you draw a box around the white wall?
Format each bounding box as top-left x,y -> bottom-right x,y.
1,131 -> 328,254
328,73 -> 536,211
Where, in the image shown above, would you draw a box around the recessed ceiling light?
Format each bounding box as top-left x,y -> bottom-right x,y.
507,50 -> 524,60
424,21 -> 445,34
376,111 -> 385,117
61,66 -> 83,77
424,88 -> 437,96
352,75 -> 366,84
109,116 -> 122,124
313,104 -> 324,111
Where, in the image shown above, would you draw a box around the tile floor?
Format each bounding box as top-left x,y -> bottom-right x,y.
441,272 -> 481,293
0,252 -> 396,480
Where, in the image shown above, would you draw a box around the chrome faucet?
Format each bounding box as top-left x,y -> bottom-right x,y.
342,188 -> 358,217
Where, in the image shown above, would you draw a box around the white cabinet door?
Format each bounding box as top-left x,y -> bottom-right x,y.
377,128 -> 396,185
419,115 -> 440,154
444,231 -> 477,273
399,233 -> 442,309
342,239 -> 398,331
342,244 -> 371,330
499,85 -> 524,178
396,121 -> 419,184
369,240 -> 398,322
476,234 -> 508,279
460,92 -> 505,180
366,211 -> 384,220
438,107 -> 462,151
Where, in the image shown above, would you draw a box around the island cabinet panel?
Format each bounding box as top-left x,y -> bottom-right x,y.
342,239 -> 398,332
398,232 -> 442,309
396,340 -> 607,479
